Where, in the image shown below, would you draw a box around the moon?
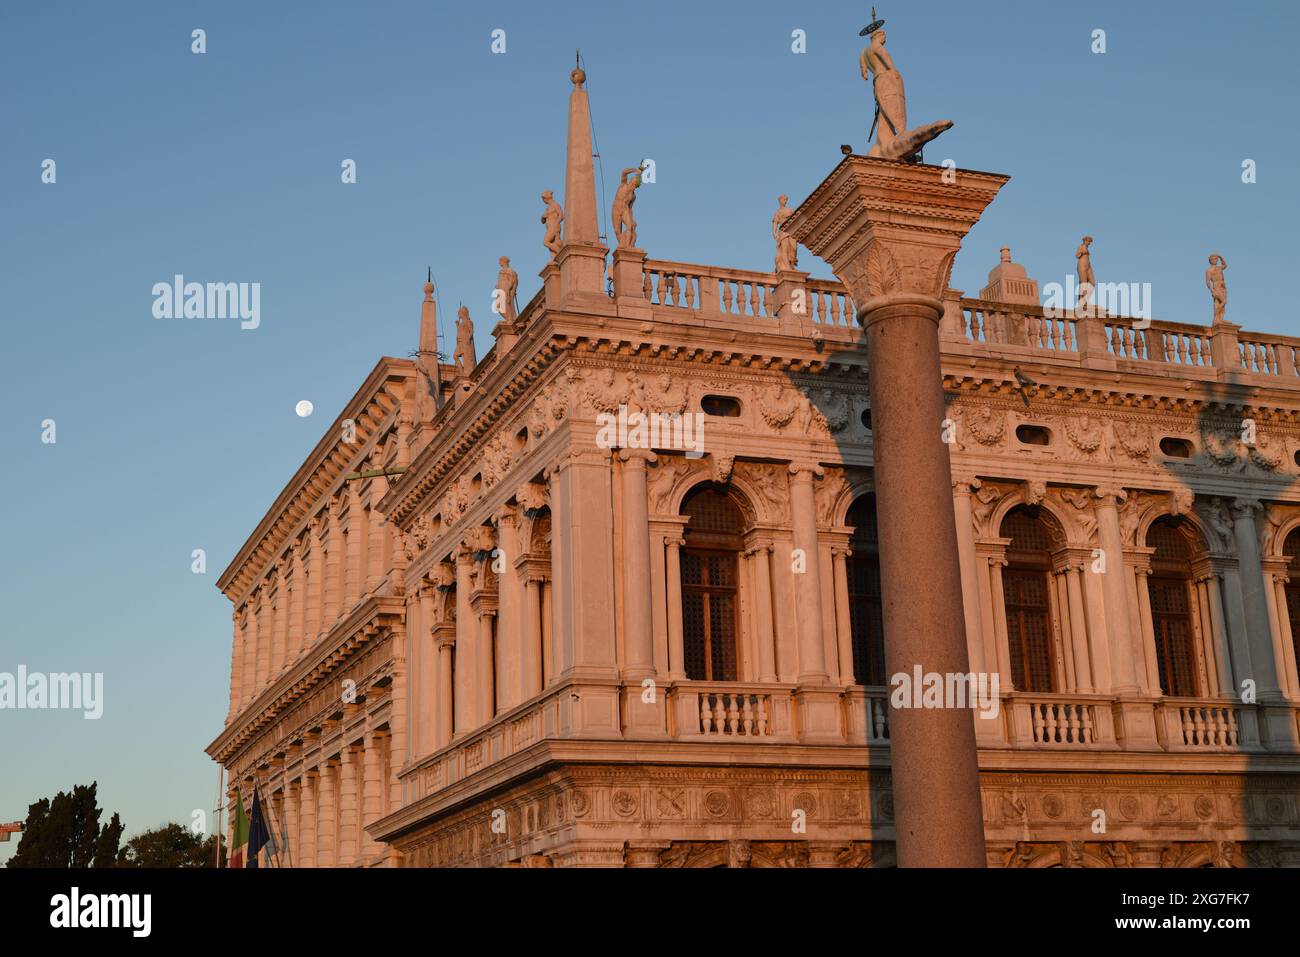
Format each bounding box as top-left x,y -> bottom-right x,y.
295,400 -> 314,418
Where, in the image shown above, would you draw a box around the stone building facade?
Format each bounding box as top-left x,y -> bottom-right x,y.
206,69 -> 1300,868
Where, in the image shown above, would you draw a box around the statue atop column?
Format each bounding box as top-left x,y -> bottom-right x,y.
772,194 -> 798,272
859,8 -> 952,162
540,190 -> 565,257
496,256 -> 519,323
1076,235 -> 1095,312
612,164 -> 645,249
454,305 -> 477,377
1206,253 -> 1228,325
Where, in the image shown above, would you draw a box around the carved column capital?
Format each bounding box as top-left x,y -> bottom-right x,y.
1093,486 -> 1127,508
619,448 -> 658,466
787,462 -> 824,482
1231,497 -> 1263,520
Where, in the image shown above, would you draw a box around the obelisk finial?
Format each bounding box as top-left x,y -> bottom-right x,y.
562,56 -> 598,245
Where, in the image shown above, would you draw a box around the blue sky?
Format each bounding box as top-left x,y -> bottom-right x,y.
1,0 -> 1294,859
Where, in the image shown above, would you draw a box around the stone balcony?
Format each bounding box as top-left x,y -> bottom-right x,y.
395,677 -> 1300,813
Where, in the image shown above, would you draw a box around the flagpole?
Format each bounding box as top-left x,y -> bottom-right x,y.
213,765 -> 224,868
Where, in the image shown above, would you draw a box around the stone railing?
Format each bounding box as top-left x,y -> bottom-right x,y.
1158,698 -> 1246,752
639,259 -> 859,342
668,682 -> 795,741
1239,330 -> 1300,377
952,297 -> 1300,385
1005,693 -> 1115,748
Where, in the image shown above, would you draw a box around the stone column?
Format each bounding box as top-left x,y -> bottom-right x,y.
345,484 -> 363,609
478,607 -> 497,724
747,542 -> 777,683
271,559 -> 288,675
787,157 -> 1010,867
664,535 -> 687,680
367,472 -> 387,593
1133,561 -> 1162,693
228,609 -> 244,720
619,449 -> 657,681
316,758 -> 337,867
831,546 -> 856,685
989,555 -> 1012,687
952,478 -> 986,676
308,517 -> 324,643
454,545 -> 475,735
289,543 -> 305,662
1093,488 -> 1160,747
522,578 -> 544,699
414,586 -> 436,757
1267,568 -> 1300,699
436,632 -> 455,748
337,743 -> 359,866
326,497 -> 343,623
362,731 -> 384,862
1094,490 -> 1139,692
285,780 -> 301,868
788,464 -> 828,683
1065,564 -> 1093,693
242,593 -> 259,705
1232,500 -> 1300,748
299,768 -> 318,868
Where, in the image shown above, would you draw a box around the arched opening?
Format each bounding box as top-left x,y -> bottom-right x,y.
1284,529 -> 1300,681
1146,517 -> 1200,697
845,495 -> 886,686
999,506 -> 1057,693
680,485 -> 743,681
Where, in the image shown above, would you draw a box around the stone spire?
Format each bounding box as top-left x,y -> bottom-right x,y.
419,269 -> 438,357
562,58 -> 600,247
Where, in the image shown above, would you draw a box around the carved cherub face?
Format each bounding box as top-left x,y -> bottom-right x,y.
658,373 -> 672,390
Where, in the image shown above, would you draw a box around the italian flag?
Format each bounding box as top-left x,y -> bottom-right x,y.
228,790 -> 250,868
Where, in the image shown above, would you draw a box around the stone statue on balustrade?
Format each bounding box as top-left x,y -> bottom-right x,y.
1206,253 -> 1228,325
772,194 -> 798,272
1076,235 -> 1095,311
859,9 -> 952,162
454,305 -> 477,377
540,190 -> 565,257
612,164 -> 645,249
495,256 -> 519,323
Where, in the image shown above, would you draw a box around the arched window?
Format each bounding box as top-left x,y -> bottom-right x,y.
1000,506 -> 1057,693
1146,517 -> 1200,697
1284,529 -> 1300,681
846,495 -> 886,686
680,486 -> 743,681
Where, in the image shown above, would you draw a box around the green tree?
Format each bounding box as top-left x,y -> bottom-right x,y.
116,822 -> 220,868
7,781 -> 121,868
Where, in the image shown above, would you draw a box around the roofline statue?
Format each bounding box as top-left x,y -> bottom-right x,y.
859,8 -> 953,162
